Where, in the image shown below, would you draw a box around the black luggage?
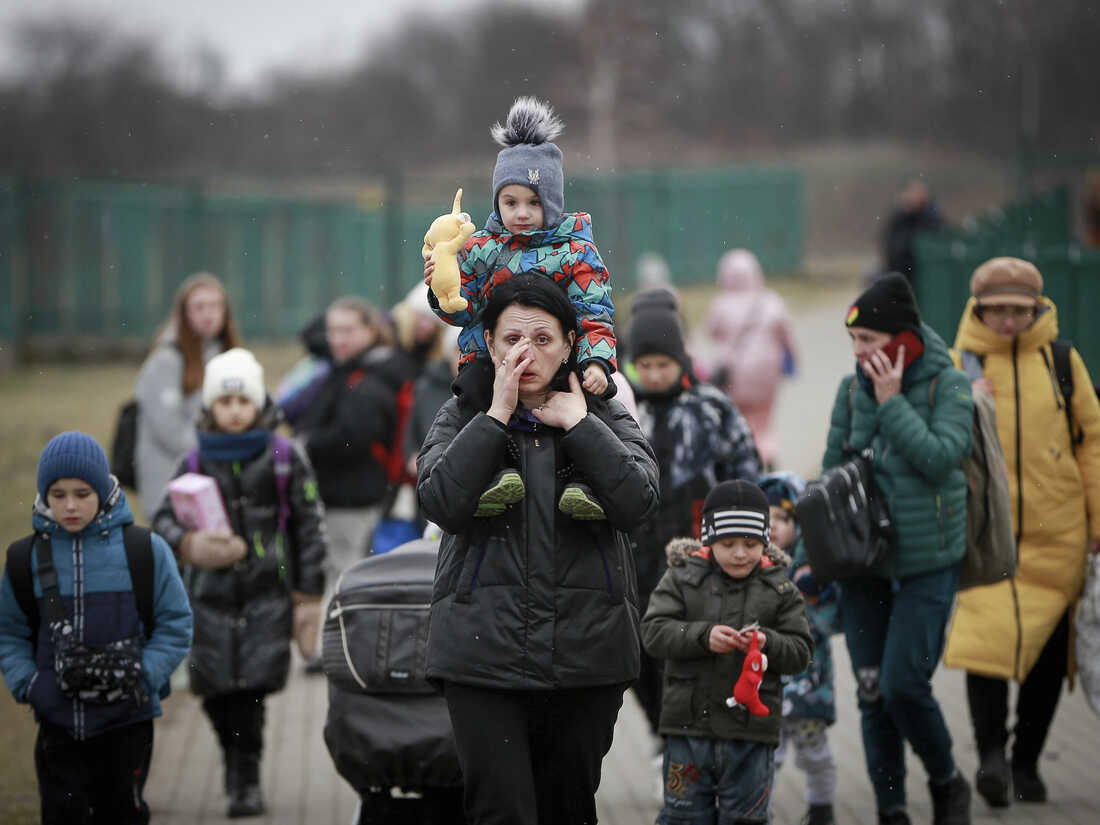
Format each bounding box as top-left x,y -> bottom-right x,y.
322,539 -> 462,811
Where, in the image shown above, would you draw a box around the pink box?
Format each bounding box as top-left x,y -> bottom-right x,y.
167,473 -> 230,532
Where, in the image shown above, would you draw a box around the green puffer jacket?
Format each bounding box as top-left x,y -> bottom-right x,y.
822,323 -> 973,580
641,540 -> 813,745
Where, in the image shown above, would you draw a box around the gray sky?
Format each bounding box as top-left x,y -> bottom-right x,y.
0,0 -> 583,92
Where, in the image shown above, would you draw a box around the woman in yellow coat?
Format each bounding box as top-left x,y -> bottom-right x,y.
943,258 -> 1100,808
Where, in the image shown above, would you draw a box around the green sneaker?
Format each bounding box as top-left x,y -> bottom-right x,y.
558,483 -> 606,520
475,470 -> 525,517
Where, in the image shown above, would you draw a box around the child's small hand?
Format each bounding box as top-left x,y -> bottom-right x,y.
581,363 -> 608,395
423,258 -> 435,287
730,629 -> 767,653
708,625 -> 740,653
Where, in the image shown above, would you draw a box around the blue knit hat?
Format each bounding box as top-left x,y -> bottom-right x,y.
37,431 -> 112,505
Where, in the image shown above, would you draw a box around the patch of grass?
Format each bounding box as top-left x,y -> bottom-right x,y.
0,342 -> 300,821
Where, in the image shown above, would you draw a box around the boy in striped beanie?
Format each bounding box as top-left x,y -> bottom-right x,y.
641,478 -> 813,825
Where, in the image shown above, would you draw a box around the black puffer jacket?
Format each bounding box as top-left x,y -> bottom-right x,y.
417,397 -> 660,690
153,423 -> 327,697
294,345 -> 403,508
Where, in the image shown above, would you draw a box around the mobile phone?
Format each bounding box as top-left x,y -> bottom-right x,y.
880,329 -> 924,367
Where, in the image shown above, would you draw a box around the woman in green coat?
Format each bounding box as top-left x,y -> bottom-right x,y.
823,274 -> 973,825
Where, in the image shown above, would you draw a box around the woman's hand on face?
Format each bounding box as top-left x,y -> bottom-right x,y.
423,257 -> 435,287
532,372 -> 588,431
862,345 -> 904,404
487,339 -> 534,424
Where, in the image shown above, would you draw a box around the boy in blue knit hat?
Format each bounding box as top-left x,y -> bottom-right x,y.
0,431 -> 192,825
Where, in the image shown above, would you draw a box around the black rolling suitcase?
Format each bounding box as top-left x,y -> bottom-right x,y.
322,538 -> 464,824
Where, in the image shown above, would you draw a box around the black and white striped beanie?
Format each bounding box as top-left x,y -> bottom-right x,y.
700,480 -> 770,544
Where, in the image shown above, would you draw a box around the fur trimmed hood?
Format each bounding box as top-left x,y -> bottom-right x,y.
664,536 -> 792,569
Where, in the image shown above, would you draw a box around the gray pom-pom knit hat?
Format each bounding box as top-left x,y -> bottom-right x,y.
490,97 -> 565,229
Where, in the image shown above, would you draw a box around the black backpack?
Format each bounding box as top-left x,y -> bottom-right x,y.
794,377 -> 895,583
110,400 -> 139,489
5,525 -> 156,651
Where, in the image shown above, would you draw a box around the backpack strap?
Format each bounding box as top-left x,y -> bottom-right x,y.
31,534 -> 66,628
5,535 -> 39,646
1049,340 -> 1080,446
122,525 -> 156,639
186,447 -> 200,474
271,435 -> 292,536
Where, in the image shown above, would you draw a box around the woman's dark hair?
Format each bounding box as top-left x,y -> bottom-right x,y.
454,274 -> 613,417
480,273 -> 580,353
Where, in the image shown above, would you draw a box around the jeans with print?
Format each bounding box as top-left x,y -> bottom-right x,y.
840,565 -> 959,813
658,735 -> 775,825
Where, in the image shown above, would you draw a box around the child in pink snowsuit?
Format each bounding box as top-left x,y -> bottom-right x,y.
700,249 -> 797,467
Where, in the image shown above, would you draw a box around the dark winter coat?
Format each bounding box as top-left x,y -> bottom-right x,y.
822,323 -> 972,580
153,428 -> 326,697
294,345 -> 402,508
417,395 -> 660,690
641,540 -> 812,746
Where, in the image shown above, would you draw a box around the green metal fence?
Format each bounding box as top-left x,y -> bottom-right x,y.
0,167 -> 803,352
915,187 -> 1100,371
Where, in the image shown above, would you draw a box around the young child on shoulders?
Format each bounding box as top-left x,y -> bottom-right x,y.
424,96 -> 615,520
760,472 -> 842,825
153,347 -> 327,818
642,479 -> 813,825
0,431 -> 192,825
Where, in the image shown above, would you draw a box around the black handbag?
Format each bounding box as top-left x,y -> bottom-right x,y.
795,449 -> 894,583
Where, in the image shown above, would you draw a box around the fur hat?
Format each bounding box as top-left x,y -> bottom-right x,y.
701,480 -> 770,544
970,257 -> 1043,307
37,431 -> 112,505
491,97 -> 565,229
845,272 -> 921,335
664,536 -> 792,569
202,347 -> 265,410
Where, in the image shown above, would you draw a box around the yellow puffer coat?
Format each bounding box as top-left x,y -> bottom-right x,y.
944,298 -> 1100,681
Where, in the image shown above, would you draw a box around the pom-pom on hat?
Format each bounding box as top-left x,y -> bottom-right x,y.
491,97 -> 565,229
701,480 -> 770,544
202,347 -> 266,411
845,272 -> 921,335
37,431 -> 112,505
970,257 -> 1043,307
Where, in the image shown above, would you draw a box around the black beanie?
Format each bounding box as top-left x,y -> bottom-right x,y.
700,480 -> 770,544
845,272 -> 921,335
628,305 -> 685,361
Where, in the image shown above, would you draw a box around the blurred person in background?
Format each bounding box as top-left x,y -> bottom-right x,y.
882,179 -> 943,290
134,272 -> 240,520
391,283 -> 448,380
697,249 -> 796,469
291,296 -> 402,667
943,258 -> 1100,808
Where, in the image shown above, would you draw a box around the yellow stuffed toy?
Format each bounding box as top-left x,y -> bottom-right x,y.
422,188 -> 475,314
